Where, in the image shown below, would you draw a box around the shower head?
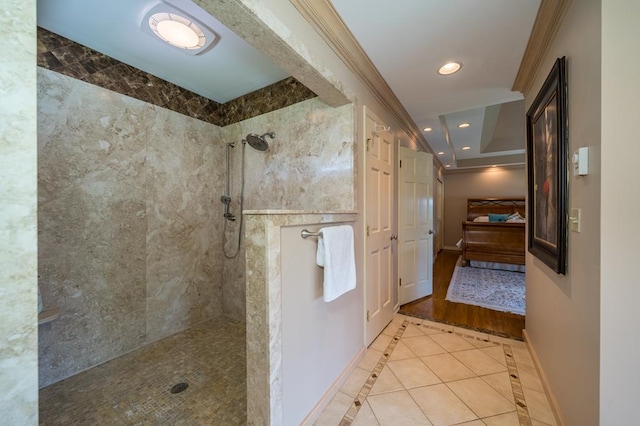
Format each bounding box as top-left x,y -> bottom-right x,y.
244,132 -> 275,152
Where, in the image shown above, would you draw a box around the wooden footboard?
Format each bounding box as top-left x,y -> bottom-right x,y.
461,222 -> 525,266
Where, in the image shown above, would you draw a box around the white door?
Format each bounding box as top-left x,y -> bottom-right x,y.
364,107 -> 394,345
399,147 -> 434,305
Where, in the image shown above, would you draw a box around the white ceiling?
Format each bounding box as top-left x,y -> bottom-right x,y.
37,0 -> 540,169
331,0 -> 540,169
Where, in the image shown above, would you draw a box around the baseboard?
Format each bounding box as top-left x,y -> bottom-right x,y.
443,245 -> 461,251
522,329 -> 566,426
300,346 -> 366,425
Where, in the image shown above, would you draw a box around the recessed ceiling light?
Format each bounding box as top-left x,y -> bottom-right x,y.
458,123 -> 470,128
438,62 -> 462,75
445,164 -> 451,168
462,146 -> 471,150
437,151 -> 445,155
423,127 -> 432,132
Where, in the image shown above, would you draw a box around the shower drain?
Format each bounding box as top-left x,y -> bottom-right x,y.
170,382 -> 189,394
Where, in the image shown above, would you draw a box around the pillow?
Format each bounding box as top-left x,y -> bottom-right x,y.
507,212 -> 526,223
473,216 -> 489,222
488,213 -> 510,222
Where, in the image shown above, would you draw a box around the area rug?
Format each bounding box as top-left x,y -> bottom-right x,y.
446,261 -> 525,315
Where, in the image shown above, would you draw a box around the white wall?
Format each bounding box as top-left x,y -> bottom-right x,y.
281,224 -> 362,425
523,1 -> 601,424
600,0 -> 640,423
0,0 -> 38,423
443,167 -> 526,248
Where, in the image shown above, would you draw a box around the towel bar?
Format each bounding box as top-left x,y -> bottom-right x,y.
301,229 -> 323,239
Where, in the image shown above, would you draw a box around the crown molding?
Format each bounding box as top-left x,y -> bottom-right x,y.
512,0 -> 572,95
290,0 -> 440,165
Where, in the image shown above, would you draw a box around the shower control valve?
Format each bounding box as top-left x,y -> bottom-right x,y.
220,195 -> 231,205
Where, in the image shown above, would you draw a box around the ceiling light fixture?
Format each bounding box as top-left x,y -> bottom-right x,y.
141,4 -> 219,56
458,123 -> 470,128
149,13 -> 205,49
437,151 -> 445,155
423,127 -> 432,132
445,164 -> 451,168
438,62 -> 462,75
462,146 -> 471,150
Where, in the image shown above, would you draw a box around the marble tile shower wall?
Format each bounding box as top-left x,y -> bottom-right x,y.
37,69 -> 225,387
220,98 -> 355,319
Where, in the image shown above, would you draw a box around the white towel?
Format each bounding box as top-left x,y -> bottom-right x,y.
316,225 -> 356,302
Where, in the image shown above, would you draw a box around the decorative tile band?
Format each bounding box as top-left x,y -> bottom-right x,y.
36,27 -> 317,127
340,320 -> 410,425
504,345 -> 533,426
338,318 -> 533,425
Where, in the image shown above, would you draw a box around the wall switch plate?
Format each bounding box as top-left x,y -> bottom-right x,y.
570,208 -> 581,232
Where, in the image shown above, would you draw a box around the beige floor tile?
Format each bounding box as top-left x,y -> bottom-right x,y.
429,332 -> 476,352
482,411 -> 521,425
510,345 -> 535,369
402,335 -> 448,357
368,390 -> 433,425
351,400 -> 380,426
359,348 -> 383,371
420,353 -> 476,383
522,387 -> 557,426
314,391 -> 354,426
457,421 -> 487,426
341,367 -> 370,398
409,384 -> 478,426
370,333 -> 393,352
452,349 -> 508,376
480,372 -> 515,403
447,377 -> 515,418
403,323 -> 427,337
531,419 -> 556,426
387,358 -> 441,389
388,341 -> 417,361
480,346 -> 507,367
466,336 -> 499,349
516,363 -> 544,393
369,367 -> 404,395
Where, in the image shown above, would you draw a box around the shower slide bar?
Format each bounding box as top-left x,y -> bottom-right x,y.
300,229 -> 323,239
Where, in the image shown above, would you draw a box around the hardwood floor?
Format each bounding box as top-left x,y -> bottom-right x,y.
399,249 -> 525,340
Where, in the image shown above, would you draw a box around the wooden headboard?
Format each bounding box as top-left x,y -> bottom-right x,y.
466,198 -> 526,221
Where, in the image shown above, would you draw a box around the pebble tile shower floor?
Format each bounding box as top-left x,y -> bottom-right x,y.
39,318 -> 246,425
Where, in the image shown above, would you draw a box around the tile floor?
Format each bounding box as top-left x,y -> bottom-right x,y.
315,314 -> 556,426
39,317 -> 246,425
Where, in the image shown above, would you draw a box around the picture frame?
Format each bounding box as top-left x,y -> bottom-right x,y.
526,56 -> 568,274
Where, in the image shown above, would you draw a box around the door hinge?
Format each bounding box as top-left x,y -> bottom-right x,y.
399,278 -> 402,287
366,310 -> 370,321
366,138 -> 371,151
366,225 -> 370,237
400,160 -> 402,168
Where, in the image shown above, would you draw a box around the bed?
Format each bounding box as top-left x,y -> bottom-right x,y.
461,198 -> 526,268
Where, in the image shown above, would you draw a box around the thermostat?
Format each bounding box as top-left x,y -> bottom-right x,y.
572,147 -> 589,176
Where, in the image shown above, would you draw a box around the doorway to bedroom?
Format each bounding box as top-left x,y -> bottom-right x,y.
398,167 -> 527,340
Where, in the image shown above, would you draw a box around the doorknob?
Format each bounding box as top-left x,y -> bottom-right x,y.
390,234 -> 398,240
428,230 -> 434,235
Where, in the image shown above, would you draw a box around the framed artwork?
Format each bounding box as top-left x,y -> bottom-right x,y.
526,56 -> 568,274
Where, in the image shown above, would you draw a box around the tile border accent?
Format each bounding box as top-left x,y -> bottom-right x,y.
503,344 -> 533,426
339,317 -> 535,425
339,320 -> 410,425
37,27 -> 316,127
